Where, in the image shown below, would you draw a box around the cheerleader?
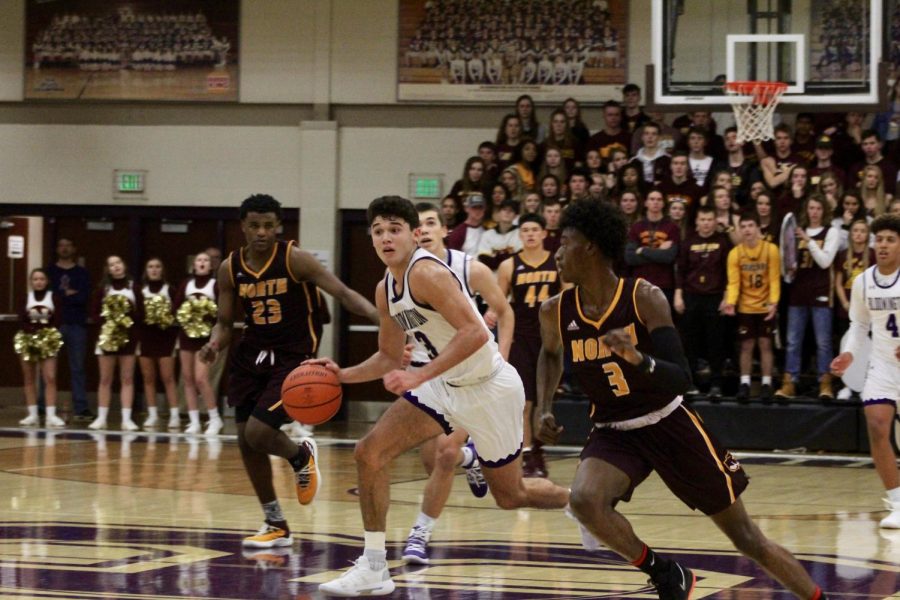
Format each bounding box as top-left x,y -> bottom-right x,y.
17,268 -> 65,428
176,252 -> 223,435
137,258 -> 180,431
89,255 -> 143,432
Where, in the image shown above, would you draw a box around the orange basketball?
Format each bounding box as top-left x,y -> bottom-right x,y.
280,364 -> 342,425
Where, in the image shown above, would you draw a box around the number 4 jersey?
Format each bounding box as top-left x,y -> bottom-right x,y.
228,240 -> 324,353
559,278 -> 676,424
511,251 -> 561,339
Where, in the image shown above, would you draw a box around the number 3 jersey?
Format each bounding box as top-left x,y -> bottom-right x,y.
227,240 -> 323,353
388,248 -> 503,386
559,278 -> 675,424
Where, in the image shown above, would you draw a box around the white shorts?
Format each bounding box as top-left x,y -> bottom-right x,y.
862,358 -> 900,405
403,361 -> 524,467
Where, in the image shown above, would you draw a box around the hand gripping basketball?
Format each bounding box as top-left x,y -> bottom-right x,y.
281,364 -> 343,425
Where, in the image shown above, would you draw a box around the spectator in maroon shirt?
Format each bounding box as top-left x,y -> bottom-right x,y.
588,100 -> 631,161
625,189 -> 681,302
658,150 -> 703,218
495,114 -> 523,171
674,205 -> 733,398
792,113 -> 817,165
758,124 -> 806,197
807,134 -> 845,188
849,130 -> 899,197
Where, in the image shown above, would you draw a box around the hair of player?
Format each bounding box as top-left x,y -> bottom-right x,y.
559,200 -> 628,263
368,195 -> 419,228
871,213 -> 900,237
519,213 -> 546,229
415,201 -> 444,227
240,194 -> 283,220
738,209 -> 761,226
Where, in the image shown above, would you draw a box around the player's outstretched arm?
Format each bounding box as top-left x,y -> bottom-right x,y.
603,280 -> 692,395
305,279 -> 407,383
199,260 -> 235,364
535,295 -> 564,445
832,273 -> 869,375
289,247 -> 379,324
469,260 -> 514,360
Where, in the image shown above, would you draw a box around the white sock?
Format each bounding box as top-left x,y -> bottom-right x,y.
147,406 -> 159,419
887,487 -> 900,504
363,531 -> 387,570
97,406 -> 110,421
207,408 -> 221,421
460,444 -> 475,468
27,405 -> 38,418
188,410 -> 200,425
47,406 -> 57,418
122,408 -> 132,422
414,512 -> 436,532
740,375 -> 751,385
169,407 -> 179,418
762,376 -> 772,386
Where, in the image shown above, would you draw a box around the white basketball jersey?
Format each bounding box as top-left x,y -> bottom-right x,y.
409,249 -> 474,366
142,283 -> 170,300
25,291 -> 55,325
185,277 -> 216,301
388,248 -> 502,385
858,266 -> 900,357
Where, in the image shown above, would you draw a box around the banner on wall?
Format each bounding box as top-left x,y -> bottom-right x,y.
397,0 -> 628,103
24,0 -> 239,101
808,0 -> 870,83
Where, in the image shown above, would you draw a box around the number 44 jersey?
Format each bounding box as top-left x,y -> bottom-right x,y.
228,240 -> 325,353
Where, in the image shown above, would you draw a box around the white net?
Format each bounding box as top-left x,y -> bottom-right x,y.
724,82 -> 787,144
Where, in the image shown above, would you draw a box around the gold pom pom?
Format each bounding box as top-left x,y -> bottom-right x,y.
145,295 -> 175,329
177,297 -> 218,339
14,331 -> 39,362
34,327 -> 63,359
98,294 -> 133,352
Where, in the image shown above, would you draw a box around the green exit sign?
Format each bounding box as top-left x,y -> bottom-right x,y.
408,173 -> 443,199
114,170 -> 147,198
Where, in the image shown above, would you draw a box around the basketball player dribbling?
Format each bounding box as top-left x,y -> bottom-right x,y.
199,194 -> 378,550
831,214 -> 900,529
309,196 -> 570,597
536,200 -> 829,600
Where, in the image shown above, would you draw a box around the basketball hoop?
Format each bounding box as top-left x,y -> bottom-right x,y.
724,81 -> 788,144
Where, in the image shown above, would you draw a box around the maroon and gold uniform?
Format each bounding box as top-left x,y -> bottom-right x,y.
226,240 -> 324,425
508,252 -> 561,400
560,278 -> 748,515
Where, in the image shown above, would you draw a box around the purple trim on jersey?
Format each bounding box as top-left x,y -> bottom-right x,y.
480,444 -> 523,468
407,256 -> 463,311
410,360 -> 428,368
403,390 -> 452,434
873,267 -> 900,289
863,398 -> 896,406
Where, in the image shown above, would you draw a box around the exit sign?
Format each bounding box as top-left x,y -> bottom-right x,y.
408,173 -> 443,200
114,170 -> 147,199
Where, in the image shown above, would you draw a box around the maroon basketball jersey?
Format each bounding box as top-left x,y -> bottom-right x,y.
228,240 -> 320,353
559,278 -> 675,424
511,251 -> 561,339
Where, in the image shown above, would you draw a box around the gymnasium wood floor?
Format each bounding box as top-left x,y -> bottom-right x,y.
0,408 -> 898,599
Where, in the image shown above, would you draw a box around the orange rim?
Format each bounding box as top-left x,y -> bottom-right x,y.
724,81 -> 788,104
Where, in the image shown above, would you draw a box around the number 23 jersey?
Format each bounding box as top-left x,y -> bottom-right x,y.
228,239 -> 322,353
559,278 -> 675,424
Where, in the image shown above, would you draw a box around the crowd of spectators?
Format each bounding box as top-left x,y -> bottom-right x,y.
443,90 -> 900,403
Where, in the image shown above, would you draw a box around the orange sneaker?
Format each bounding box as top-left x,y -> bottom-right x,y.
295,438 -> 320,505
242,523 -> 293,548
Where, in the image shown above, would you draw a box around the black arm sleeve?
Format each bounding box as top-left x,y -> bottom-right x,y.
642,326 -> 692,395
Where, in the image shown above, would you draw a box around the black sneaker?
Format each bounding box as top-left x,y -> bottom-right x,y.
74,409 -> 95,422
707,386 -> 722,403
735,383 -> 750,404
760,384 -> 773,405
651,561 -> 696,600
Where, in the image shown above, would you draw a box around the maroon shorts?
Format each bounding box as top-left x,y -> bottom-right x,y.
178,332 -> 209,353
509,336 -> 540,402
736,312 -> 775,341
580,404 -> 749,515
227,342 -> 314,428
137,325 -> 177,358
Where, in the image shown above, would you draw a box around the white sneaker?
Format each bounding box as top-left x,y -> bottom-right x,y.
46,415 -> 66,429
280,421 -> 313,439
88,417 -> 108,431
167,413 -> 181,431
837,387 -> 852,401
121,419 -> 139,432
204,417 -> 223,437
565,506 -> 603,551
19,414 -> 38,427
184,422 -> 201,435
143,415 -> 158,430
880,499 -> 900,529
318,555 -> 395,597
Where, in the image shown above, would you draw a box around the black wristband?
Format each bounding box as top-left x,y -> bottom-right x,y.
638,352 -> 655,374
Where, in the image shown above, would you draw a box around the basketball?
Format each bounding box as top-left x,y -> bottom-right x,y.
280,364 -> 342,425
